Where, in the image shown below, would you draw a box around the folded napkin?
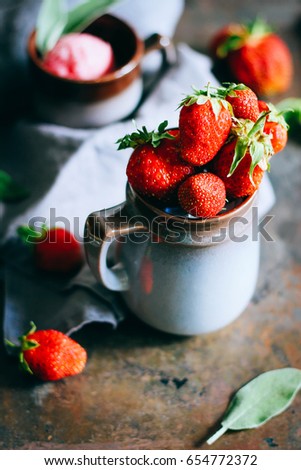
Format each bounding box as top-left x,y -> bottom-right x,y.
0,2 -> 276,343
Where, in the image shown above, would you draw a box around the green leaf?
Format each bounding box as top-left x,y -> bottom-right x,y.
207,368 -> 301,445
246,17 -> 272,37
0,170 -> 30,202
116,121 -> 176,150
276,98 -> 301,130
62,0 -> 121,35
228,137 -> 249,176
249,141 -> 265,181
216,35 -> 245,58
17,225 -> 47,245
36,0 -> 68,55
248,111 -> 269,138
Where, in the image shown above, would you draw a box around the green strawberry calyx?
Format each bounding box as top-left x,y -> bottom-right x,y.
178,84 -> 231,120
216,17 -> 272,58
17,224 -> 48,246
116,120 -> 176,150
264,102 -> 289,129
5,321 -> 40,375
228,111 -> 274,183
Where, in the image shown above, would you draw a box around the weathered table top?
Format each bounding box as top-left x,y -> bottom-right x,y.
1,0 -> 301,450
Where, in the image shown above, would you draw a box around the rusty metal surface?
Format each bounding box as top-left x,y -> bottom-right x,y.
1,0 -> 301,450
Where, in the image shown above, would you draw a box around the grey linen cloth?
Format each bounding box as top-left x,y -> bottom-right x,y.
0,0 -> 275,342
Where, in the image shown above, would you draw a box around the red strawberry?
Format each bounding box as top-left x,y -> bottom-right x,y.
258,100 -> 288,154
211,19 -> 293,97
6,322 -> 87,381
17,225 -> 83,274
178,86 -> 232,166
224,83 -> 260,122
178,173 -> 226,218
212,114 -> 274,197
117,121 -> 194,202
212,140 -> 265,198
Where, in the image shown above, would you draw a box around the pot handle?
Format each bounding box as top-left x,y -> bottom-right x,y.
84,203 -> 148,292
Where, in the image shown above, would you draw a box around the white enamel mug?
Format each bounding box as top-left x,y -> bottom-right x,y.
84,184 -> 260,336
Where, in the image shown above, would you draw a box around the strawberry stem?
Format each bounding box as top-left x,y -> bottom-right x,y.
228,113 -> 274,179
116,120 -> 176,150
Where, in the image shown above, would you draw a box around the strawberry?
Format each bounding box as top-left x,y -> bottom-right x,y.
258,100 -> 288,154
17,225 -> 84,274
178,172 -> 226,218
6,322 -> 87,381
212,113 -> 274,197
178,86 -> 232,166
211,18 -> 293,97
223,83 -> 260,122
116,121 -> 194,202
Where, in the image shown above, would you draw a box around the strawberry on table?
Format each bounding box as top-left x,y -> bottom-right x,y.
178,173 -> 226,218
212,113 -> 274,198
116,121 -> 195,202
178,86 -> 232,166
17,225 -> 84,274
6,322 -> 87,381
210,18 -> 293,97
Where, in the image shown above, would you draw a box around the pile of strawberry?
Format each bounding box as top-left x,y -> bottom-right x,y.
117,83 -> 288,218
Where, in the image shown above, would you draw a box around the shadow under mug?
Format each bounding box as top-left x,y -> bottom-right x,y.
27,14 -> 175,128
84,184 -> 260,336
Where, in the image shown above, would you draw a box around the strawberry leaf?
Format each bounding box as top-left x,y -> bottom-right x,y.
0,170 -> 30,202
248,111 -> 269,138
116,121 -> 176,150
228,137 -> 249,176
216,35 -> 245,58
246,17 -> 272,37
249,141 -> 265,182
17,225 -> 47,245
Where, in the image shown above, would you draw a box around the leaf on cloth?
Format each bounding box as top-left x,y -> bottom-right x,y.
207,368 -> 301,445
0,170 -> 30,202
36,0 -> 68,55
62,0 -> 121,35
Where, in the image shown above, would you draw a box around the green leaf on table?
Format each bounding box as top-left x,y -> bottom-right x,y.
207,368 -> 301,445
36,0 -> 68,55
0,170 -> 30,203
62,0 -> 121,35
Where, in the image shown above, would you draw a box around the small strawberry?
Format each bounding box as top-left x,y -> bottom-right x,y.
212,113 -> 274,197
178,172 -> 226,218
211,18 -> 293,97
258,100 -> 288,154
223,83 -> 260,122
116,121 -> 195,202
17,225 -> 83,274
178,85 -> 232,166
6,322 -> 87,381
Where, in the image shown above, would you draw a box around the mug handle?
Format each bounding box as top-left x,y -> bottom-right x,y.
141,33 -> 177,101
84,203 -> 148,292
143,33 -> 177,66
